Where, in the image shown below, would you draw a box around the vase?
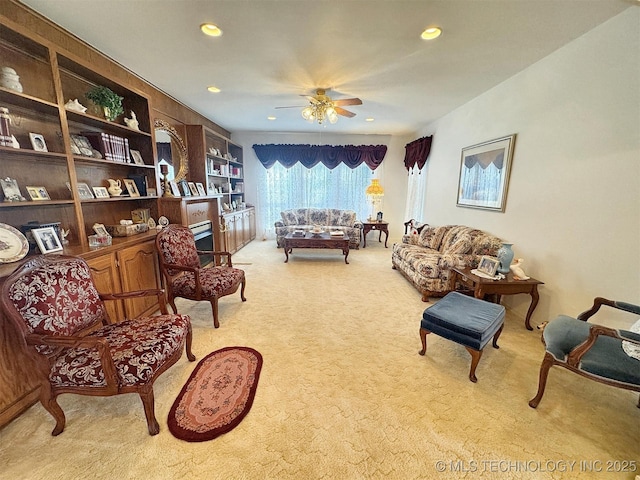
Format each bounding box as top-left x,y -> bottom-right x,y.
497,242 -> 514,274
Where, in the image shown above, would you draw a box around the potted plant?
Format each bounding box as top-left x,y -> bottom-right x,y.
85,85 -> 124,121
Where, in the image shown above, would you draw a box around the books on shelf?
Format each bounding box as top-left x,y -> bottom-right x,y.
82,131 -> 131,163
0,107 -> 12,147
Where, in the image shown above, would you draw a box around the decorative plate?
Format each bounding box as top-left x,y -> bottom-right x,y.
0,223 -> 29,263
158,216 -> 169,227
147,217 -> 157,228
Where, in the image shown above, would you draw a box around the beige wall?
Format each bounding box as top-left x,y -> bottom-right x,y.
417,7 -> 639,326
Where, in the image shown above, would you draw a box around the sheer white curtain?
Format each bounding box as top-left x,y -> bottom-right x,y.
257,162 -> 372,238
404,165 -> 427,223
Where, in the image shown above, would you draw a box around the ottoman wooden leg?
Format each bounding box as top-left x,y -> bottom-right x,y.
465,347 -> 483,383
419,328 -> 430,355
492,324 -> 504,349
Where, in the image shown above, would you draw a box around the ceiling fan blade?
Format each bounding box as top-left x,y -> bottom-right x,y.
335,107 -> 356,118
299,95 -> 320,104
332,98 -> 362,107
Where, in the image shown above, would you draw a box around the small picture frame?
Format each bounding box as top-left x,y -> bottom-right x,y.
168,180 -> 181,197
376,211 -> 383,222
32,226 -> 63,254
123,178 -> 140,197
92,223 -> 109,237
146,187 -> 157,197
26,186 -> 50,201
196,182 -> 206,196
130,149 -> 145,165
477,256 -> 500,277
70,135 -> 94,157
29,133 -> 48,152
179,180 -> 191,197
0,177 -> 25,202
76,182 -> 94,200
92,186 -> 110,198
188,182 -> 199,196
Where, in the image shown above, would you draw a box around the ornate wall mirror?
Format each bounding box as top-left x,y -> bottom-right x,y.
154,119 -> 188,183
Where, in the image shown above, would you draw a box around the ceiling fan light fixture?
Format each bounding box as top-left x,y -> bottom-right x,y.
267,116 -> 276,121
207,85 -> 221,93
365,117 -> 375,122
301,106 -> 316,122
200,23 -> 223,37
421,27 -> 442,40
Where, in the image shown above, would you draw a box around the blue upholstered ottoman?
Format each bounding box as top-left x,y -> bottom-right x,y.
419,291 -> 506,382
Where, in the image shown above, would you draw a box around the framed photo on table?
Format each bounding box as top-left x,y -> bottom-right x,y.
196,182 -> 206,196
188,182 -> 199,196
168,180 -> 181,197
179,180 -> 191,197
32,226 -> 63,254
457,134 -> 516,212
477,256 -> 500,277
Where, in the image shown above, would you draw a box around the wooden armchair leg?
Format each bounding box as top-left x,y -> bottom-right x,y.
240,278 -> 247,302
185,322 -> 196,362
529,353 -> 554,408
418,327 -> 429,356
210,297 -> 220,328
139,387 -> 159,435
40,384 -> 66,436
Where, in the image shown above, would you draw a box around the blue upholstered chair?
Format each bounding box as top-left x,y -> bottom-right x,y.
529,297 -> 640,409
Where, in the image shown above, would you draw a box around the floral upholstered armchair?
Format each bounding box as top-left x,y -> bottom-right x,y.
156,224 -> 246,328
274,208 -> 363,249
0,255 -> 195,436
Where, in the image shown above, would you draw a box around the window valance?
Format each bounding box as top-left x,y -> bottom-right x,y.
404,135 -> 433,171
252,144 -> 387,170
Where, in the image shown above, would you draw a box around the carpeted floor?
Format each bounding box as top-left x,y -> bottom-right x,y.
0,238 -> 638,479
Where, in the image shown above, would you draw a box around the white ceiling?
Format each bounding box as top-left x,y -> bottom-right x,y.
20,0 -> 633,136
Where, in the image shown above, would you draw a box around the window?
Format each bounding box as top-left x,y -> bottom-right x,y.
257,162 -> 372,236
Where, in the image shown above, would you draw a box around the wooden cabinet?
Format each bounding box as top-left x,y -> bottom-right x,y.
86,239 -> 160,321
86,253 -> 124,322
221,207 -> 256,254
0,21 -> 158,251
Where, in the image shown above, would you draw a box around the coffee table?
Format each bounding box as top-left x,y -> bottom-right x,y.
451,266 -> 544,330
283,232 -> 350,264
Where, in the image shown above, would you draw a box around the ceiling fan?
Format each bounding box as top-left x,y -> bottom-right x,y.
276,88 -> 362,124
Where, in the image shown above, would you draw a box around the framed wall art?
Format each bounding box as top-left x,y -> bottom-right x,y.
456,134 -> 516,212
32,226 -> 63,254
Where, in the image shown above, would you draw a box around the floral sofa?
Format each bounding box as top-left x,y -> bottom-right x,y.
392,225 -> 502,301
275,208 -> 363,249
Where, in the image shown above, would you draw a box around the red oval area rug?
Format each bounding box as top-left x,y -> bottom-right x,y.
168,346 -> 263,442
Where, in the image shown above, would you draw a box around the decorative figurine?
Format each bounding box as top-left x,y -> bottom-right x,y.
64,98 -> 88,113
124,111 -> 139,130
510,258 -> 530,280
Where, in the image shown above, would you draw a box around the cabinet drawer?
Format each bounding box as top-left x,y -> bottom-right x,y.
186,202 -> 215,226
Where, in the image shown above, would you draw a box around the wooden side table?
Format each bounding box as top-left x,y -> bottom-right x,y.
451,266 -> 544,330
362,221 -> 389,248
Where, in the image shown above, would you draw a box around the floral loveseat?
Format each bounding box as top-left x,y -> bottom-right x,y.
275,208 -> 363,249
392,225 -> 502,301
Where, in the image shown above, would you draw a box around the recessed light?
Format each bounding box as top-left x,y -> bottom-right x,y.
365,117 -> 374,122
267,116 -> 276,121
207,86 -> 221,93
420,27 -> 442,40
200,23 -> 223,37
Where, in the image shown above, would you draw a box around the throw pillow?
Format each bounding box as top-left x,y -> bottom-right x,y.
419,226 -> 446,250
443,233 -> 472,255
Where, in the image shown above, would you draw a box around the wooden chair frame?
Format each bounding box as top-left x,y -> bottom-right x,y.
529,297 -> 640,409
1,256 -> 195,436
